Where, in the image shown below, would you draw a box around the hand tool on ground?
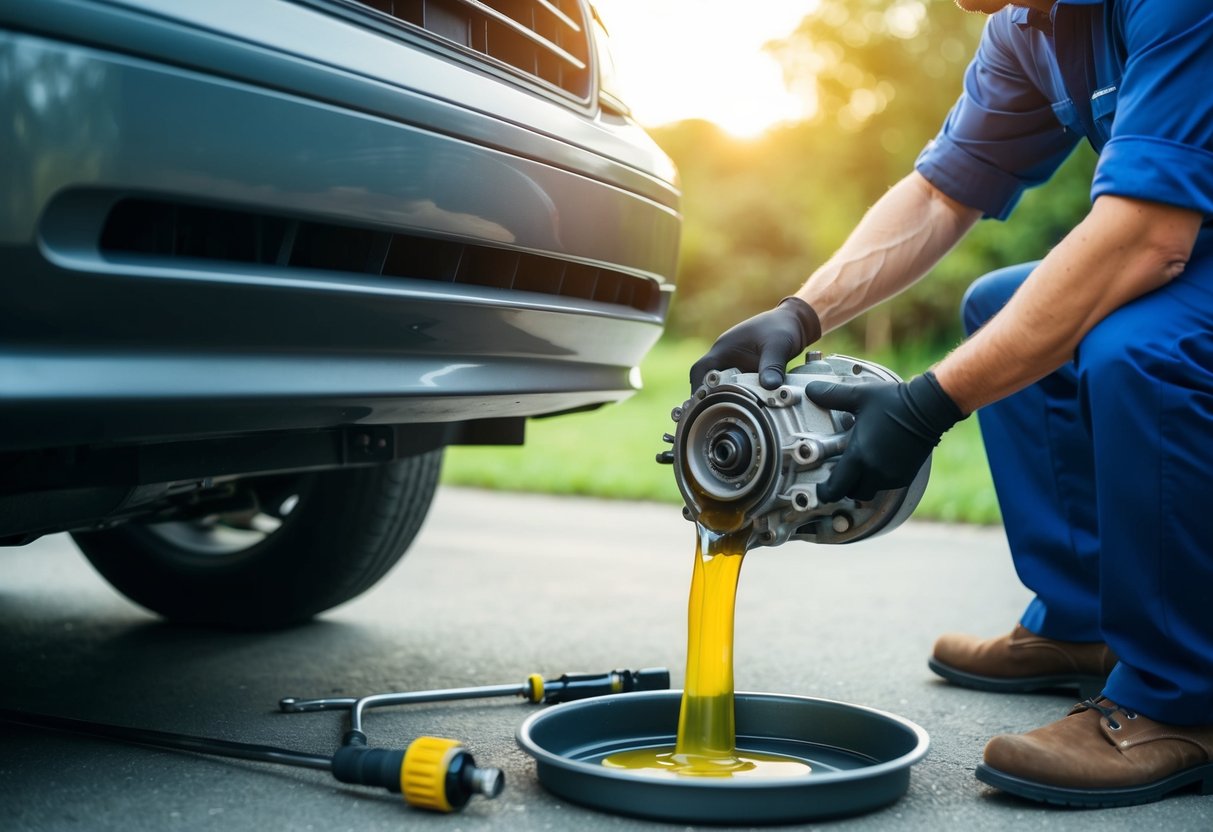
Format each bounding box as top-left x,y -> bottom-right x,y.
276,667 -> 667,811
658,352 -> 930,549
279,667 -> 671,734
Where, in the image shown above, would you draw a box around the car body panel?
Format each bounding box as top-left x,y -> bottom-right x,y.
0,0 -> 679,213
0,29 -> 679,273
0,0 -> 680,458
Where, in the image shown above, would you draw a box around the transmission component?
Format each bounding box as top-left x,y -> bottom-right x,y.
660,353 -> 930,549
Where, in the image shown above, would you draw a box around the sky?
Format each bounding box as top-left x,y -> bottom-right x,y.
591,1 -> 816,138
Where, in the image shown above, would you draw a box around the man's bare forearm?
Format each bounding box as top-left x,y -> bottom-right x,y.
934,195 -> 1202,414
791,171 -> 981,333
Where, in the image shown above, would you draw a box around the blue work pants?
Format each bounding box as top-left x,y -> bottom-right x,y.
962,261 -> 1213,725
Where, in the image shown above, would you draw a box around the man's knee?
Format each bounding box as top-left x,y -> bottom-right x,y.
961,262 -> 1039,337
1078,307 -> 1154,390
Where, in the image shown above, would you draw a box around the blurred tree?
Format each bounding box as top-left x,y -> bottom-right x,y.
655,0 -> 1096,353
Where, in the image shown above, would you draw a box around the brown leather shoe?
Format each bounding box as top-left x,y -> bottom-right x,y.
977,697 -> 1213,806
929,625 -> 1116,698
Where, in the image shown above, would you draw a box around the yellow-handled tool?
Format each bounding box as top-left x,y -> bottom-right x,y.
279,667 -> 671,718
0,708 -> 502,813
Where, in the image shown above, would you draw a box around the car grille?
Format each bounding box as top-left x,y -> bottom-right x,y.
99,199 -> 661,314
348,0 -> 592,100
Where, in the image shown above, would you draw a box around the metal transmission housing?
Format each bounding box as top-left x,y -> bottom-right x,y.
668,354 -> 930,549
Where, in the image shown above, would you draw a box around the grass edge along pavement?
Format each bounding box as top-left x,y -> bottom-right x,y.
442,337 -> 1001,525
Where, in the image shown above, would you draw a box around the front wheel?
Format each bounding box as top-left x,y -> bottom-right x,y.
72,451 -> 443,628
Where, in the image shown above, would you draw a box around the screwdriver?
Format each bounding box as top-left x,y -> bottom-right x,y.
280,667 -> 671,733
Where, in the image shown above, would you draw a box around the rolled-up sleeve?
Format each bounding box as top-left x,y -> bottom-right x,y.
916,14 -> 1080,220
1091,3 -> 1213,216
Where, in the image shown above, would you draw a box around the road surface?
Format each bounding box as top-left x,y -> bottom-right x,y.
1,487 -> 1208,830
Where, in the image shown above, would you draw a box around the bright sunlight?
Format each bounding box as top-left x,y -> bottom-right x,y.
593,1 -> 815,138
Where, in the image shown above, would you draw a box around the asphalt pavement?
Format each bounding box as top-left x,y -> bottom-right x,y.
2,486 -> 1210,831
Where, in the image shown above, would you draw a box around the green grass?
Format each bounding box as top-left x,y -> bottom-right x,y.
441,337 -> 1001,525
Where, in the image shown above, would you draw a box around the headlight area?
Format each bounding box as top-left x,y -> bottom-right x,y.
589,3 -> 632,118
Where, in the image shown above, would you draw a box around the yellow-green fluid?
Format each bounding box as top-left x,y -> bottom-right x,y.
603,521 -> 810,778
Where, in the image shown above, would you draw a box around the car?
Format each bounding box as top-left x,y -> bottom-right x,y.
0,0 -> 680,627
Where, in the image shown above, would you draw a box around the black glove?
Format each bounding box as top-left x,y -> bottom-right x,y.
804,371 -> 965,503
690,297 -> 822,391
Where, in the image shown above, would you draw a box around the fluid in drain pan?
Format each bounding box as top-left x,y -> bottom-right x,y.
603,521 -> 809,778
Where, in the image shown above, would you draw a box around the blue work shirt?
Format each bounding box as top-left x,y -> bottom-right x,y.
916,0 -> 1213,240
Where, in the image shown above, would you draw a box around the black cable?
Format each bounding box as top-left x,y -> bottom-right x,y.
0,708 -> 333,771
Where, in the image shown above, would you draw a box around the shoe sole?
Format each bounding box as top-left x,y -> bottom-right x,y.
927,657 -> 1106,699
975,761 -> 1213,807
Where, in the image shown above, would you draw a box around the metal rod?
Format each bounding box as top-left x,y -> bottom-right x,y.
279,669 -> 669,735
281,682 -> 528,734
280,682 -> 527,715
350,684 -> 524,733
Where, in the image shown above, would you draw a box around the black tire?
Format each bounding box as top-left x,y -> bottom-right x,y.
71,451 -> 443,628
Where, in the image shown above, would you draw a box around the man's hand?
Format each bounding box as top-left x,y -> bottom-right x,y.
689,297 -> 821,391
805,371 -> 964,503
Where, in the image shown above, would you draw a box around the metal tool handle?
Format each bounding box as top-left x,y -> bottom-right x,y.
279,668 -> 671,733
279,683 -> 524,715
540,668 -> 670,704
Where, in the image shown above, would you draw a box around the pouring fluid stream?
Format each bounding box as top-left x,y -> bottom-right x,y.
603,516 -> 810,778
